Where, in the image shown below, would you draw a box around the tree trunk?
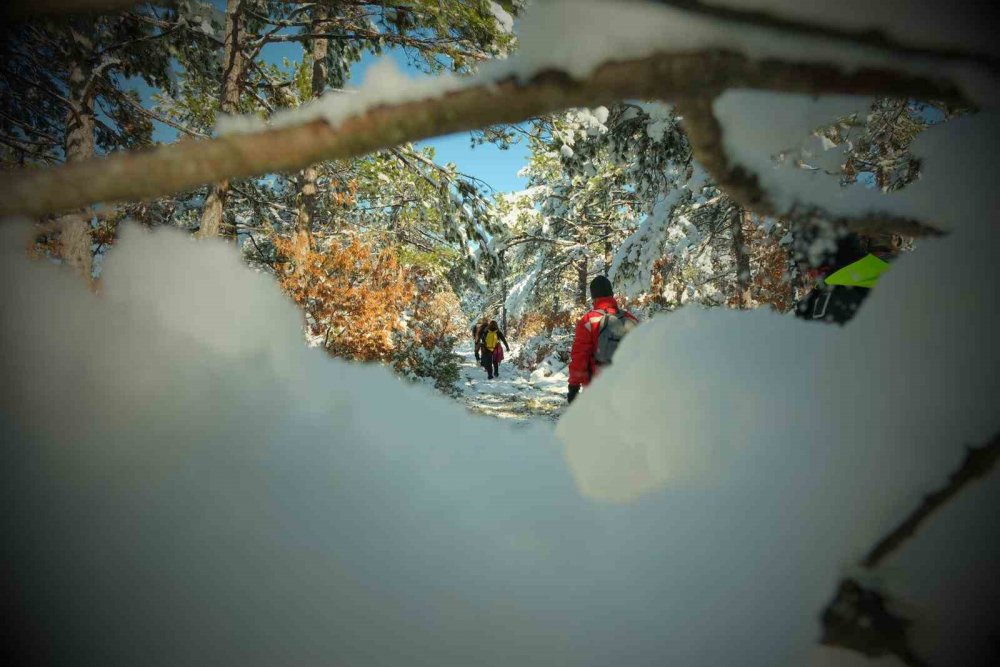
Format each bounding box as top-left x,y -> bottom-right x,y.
59,41 -> 96,282
731,206 -> 752,309
65,69 -> 94,163
197,0 -> 245,240
293,6 -> 331,248
499,249 -> 508,332
577,254 -> 588,307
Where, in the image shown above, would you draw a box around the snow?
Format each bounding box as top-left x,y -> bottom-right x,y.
216,58 -> 464,135
634,101 -> 675,141
216,0 -> 998,137
504,256 -> 543,319
4,3 -> 1000,664
505,1 -> 996,105
457,342 -> 566,421
488,1 -> 515,34
4,112 -> 999,660
714,93 -> 996,233
7,108 -> 1000,666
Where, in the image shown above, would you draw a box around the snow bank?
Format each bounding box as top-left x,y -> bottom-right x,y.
1,222 -> 569,666
2,119 -> 999,667
558,111 -> 1000,664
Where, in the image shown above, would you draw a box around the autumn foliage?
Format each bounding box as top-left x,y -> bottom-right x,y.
274,232 -> 414,362
509,308 -> 574,341
272,231 -> 464,392
745,226 -> 796,313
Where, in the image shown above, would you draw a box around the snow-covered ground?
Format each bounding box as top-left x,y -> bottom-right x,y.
457,343 -> 568,422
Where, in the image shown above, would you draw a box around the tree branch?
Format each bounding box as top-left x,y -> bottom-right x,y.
0,50 -> 972,220
819,432 -> 1000,667
864,433 -> 1000,569
99,81 -> 208,138
674,95 -> 945,237
650,1 -> 999,74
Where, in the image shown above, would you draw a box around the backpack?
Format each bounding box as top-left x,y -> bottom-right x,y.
593,309 -> 636,365
485,330 -> 499,351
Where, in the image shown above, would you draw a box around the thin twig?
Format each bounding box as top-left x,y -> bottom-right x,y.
863,433 -> 1000,568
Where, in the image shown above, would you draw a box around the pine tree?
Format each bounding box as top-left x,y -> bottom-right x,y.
1,2 -> 221,278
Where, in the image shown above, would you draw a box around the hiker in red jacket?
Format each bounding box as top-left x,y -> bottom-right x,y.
567,275 -> 638,404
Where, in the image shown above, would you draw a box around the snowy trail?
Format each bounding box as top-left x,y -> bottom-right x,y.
456,342 -> 568,422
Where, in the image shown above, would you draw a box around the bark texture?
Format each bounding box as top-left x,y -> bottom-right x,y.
196,0 -> 245,240
293,5 -> 331,249
731,207 -> 752,308
56,24 -> 98,282
576,255 -> 588,307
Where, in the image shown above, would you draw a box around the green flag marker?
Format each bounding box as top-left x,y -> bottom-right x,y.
824,254 -> 891,289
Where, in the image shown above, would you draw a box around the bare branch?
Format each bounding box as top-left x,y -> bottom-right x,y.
863,433 -> 1000,569
99,82 -> 208,138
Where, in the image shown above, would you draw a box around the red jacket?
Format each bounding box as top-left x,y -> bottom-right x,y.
568,296 -> 637,386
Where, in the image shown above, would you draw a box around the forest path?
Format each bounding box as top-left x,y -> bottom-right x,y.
456,341 -> 568,422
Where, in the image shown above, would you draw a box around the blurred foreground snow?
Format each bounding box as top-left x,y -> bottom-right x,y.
2,115 -> 999,667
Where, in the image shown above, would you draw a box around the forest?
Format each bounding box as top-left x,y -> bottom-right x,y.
1,1 -> 997,666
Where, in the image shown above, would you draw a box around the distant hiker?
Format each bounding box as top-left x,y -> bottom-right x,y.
478,320 -> 510,380
472,317 -> 489,362
794,233 -> 901,325
567,275 -> 638,404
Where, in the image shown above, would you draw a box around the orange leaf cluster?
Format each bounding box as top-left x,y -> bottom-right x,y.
274,232 -> 415,363
509,308 -> 574,340
404,278 -> 465,351
328,179 -> 359,208
746,226 -> 795,312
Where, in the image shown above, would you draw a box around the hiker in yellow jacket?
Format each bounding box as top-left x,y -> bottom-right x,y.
477,320 -> 510,380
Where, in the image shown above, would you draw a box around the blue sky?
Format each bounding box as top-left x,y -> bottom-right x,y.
130,36 -> 530,194
351,48 -> 530,195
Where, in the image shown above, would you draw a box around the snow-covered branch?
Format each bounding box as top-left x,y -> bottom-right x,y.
675,95 -> 946,236
0,49 -> 972,220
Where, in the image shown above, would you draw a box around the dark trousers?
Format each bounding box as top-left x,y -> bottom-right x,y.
795,285 -> 870,325
482,353 -> 499,378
